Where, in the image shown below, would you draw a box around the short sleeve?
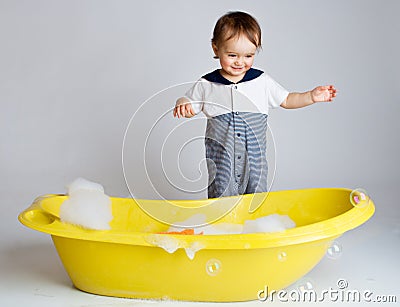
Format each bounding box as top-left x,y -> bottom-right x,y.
183,78 -> 205,115
265,74 -> 289,109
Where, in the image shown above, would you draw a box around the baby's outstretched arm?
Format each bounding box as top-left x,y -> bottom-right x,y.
281,85 -> 337,109
173,97 -> 196,118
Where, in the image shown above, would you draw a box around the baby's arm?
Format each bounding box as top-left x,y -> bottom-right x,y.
173,97 -> 196,118
280,85 -> 337,109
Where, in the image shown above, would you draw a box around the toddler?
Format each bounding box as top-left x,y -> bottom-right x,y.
173,11 -> 337,199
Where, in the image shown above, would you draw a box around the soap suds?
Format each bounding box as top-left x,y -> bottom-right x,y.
59,178 -> 113,230
146,234 -> 181,254
184,241 -> 205,260
242,214 -> 296,234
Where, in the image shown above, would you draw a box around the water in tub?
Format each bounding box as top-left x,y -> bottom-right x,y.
165,213 -> 296,235
155,213 -> 296,259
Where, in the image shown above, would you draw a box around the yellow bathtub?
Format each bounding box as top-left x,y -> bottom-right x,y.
18,188 -> 374,302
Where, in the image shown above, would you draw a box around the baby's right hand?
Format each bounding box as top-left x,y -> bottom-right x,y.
173,97 -> 195,118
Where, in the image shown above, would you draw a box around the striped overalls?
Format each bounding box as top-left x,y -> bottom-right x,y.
205,111 -> 268,198
183,68 -> 288,199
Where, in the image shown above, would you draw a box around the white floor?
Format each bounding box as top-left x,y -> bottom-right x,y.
1,186 -> 399,307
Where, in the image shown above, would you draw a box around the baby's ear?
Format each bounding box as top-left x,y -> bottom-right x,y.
211,43 -> 219,58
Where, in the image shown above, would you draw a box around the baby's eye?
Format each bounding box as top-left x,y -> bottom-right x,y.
246,55 -> 254,58
228,54 -> 236,58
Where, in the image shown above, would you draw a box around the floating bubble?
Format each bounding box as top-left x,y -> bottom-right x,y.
296,277 -> 315,294
350,188 -> 370,208
206,259 -> 222,276
326,241 -> 343,259
161,295 -> 170,301
277,251 -> 287,262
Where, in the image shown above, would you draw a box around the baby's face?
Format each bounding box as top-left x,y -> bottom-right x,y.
213,35 -> 257,83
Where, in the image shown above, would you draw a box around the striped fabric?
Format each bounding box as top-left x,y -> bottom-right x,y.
181,68 -> 287,199
205,112 -> 268,198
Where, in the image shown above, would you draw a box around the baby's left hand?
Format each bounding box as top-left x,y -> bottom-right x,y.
311,85 -> 337,102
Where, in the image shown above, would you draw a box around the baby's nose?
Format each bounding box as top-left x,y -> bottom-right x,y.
235,57 -> 243,65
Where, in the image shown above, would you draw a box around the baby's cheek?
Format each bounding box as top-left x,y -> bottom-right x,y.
220,58 -> 232,67
245,59 -> 254,68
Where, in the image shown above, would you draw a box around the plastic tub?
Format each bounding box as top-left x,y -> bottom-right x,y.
18,188 -> 374,302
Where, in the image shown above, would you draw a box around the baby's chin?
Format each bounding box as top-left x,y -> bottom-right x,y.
220,68 -> 247,82
228,70 -> 247,78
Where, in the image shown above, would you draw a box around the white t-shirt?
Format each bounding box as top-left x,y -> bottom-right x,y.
183,68 -> 289,118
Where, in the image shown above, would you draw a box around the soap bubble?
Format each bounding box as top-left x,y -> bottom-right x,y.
326,241 -> 342,259
206,259 -> 222,276
296,277 -> 315,294
277,251 -> 287,262
350,188 -> 370,208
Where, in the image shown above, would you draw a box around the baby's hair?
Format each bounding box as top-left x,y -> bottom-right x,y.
211,11 -> 262,50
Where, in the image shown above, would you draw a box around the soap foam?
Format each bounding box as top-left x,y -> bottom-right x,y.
146,234 -> 181,254
197,223 -> 243,235
167,213 -> 296,235
242,214 -> 296,234
184,241 -> 205,260
59,178 -> 113,230
67,177 -> 104,194
156,213 -> 295,259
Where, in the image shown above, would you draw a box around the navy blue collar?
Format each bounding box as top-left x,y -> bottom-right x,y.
202,68 -> 263,85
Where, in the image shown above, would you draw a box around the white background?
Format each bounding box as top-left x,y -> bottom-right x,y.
1,0 -> 399,306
